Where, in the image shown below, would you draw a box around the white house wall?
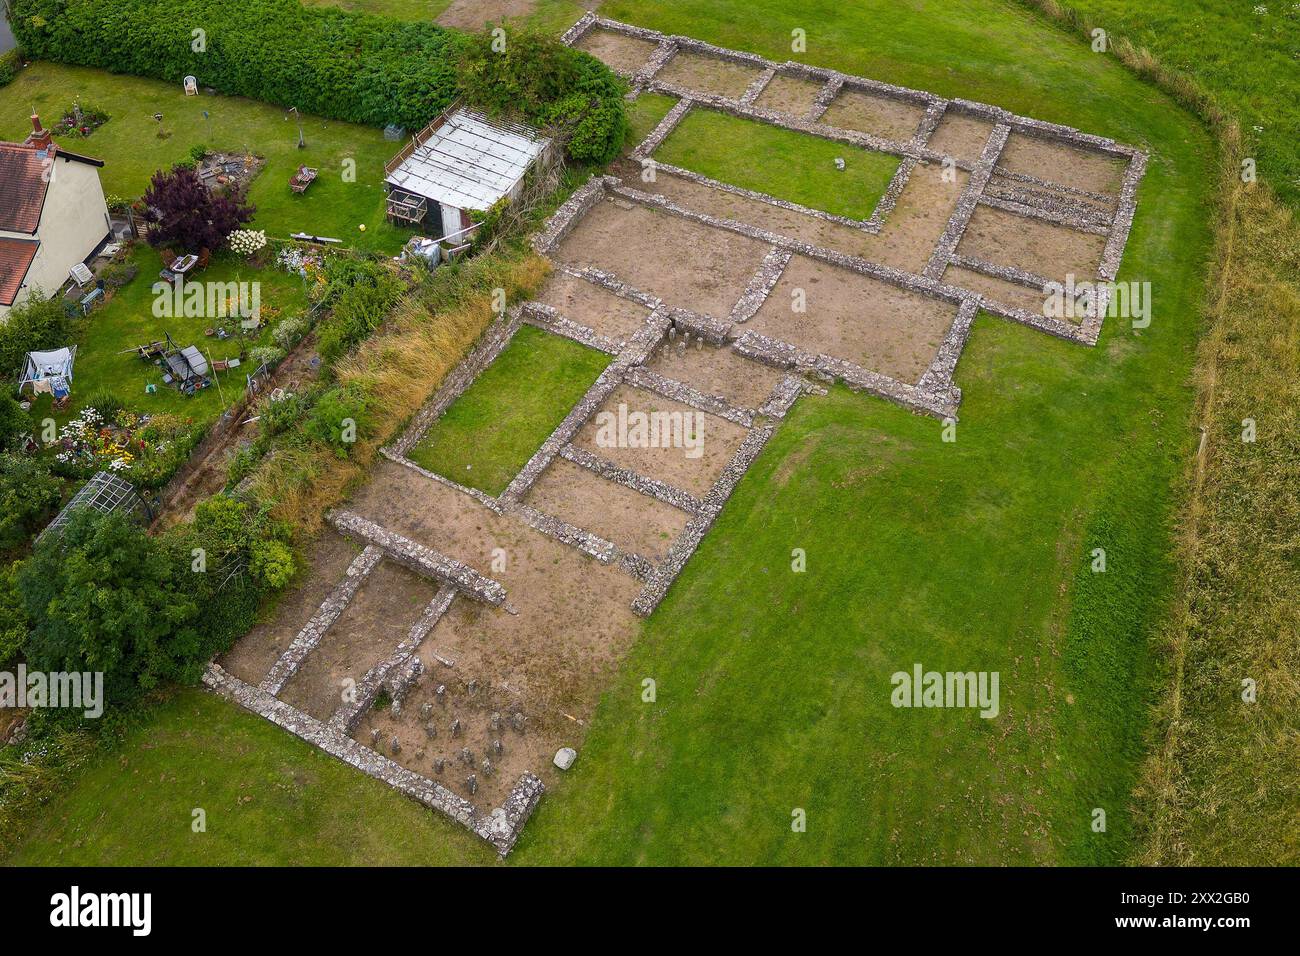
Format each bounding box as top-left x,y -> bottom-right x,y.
1,155 -> 110,317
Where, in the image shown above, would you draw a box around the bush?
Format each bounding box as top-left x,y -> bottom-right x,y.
271,315 -> 309,351
257,387 -> 315,436
303,386 -> 368,457
0,454 -> 62,552
0,294 -> 73,381
247,345 -> 286,370
457,26 -> 627,164
0,49 -> 20,89
315,263 -> 403,365
142,166 -> 254,252
9,0 -> 463,131
0,394 -> 33,453
17,509 -> 202,707
82,389 -> 125,421
0,561 -> 27,670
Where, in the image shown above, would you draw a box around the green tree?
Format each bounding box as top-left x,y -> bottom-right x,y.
18,509 -> 201,708
0,454 -> 63,552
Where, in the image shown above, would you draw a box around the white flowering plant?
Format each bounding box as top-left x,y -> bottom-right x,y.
228,228 -> 268,258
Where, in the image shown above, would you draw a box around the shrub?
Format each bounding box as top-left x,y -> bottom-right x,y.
0,293 -> 73,380
0,394 -> 32,453
257,387 -> 315,436
247,345 -> 286,371
0,561 -> 27,670
82,389 -> 125,421
303,386 -> 368,457
9,0 -> 463,131
17,508 -> 203,707
0,49 -> 21,88
0,454 -> 62,552
316,267 -> 403,365
249,538 -> 294,589
98,260 -> 138,288
271,315 -> 308,351
457,26 -> 627,164
141,166 -> 254,253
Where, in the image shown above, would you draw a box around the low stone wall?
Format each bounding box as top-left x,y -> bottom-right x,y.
328,510 -> 508,606
260,545 -> 384,696
329,584 -> 457,733
204,663 -> 543,856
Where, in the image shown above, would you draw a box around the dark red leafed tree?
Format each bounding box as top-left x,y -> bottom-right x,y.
141,166 -> 255,252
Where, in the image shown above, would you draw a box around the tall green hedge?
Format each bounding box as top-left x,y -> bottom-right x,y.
8,0 -> 626,162
9,0 -> 462,131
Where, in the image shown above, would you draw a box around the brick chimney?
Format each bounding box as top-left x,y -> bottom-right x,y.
24,112 -> 54,152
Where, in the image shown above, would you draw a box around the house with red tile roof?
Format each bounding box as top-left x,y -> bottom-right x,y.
0,113 -> 111,320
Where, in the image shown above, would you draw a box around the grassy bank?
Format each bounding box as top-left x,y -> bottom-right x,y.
2,0 -> 1218,865
1014,1 -> 1300,865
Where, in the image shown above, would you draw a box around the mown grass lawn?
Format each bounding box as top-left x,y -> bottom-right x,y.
3,0 -> 1218,865
0,63 -> 410,254
23,247 -> 310,428
654,109 -> 901,220
4,689 -> 494,866
408,324 -> 610,495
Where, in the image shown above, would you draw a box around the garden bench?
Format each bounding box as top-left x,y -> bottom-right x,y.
289,165 -> 318,193
79,287 -> 103,314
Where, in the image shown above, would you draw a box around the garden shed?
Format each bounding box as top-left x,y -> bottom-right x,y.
38,471 -> 151,543
384,107 -> 552,244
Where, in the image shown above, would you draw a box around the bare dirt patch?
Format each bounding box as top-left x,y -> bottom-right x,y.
928,112 -> 995,162
820,89 -> 925,142
533,270 -> 653,343
646,338 -> 788,409
217,531 -> 362,686
575,26 -> 658,74
352,667 -> 570,810
997,133 -> 1126,195
571,383 -> 748,497
554,198 -> 769,318
436,0 -> 535,31
613,159 -> 964,276
749,254 -> 956,382
754,73 -> 825,116
657,51 -> 765,99
279,560 -> 439,722
523,457 -> 691,562
957,205 -> 1108,282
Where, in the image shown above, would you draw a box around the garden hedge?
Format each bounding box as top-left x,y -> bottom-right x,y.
7,0 -> 625,162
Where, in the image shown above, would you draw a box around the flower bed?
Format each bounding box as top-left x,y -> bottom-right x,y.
52,407 -> 206,488
52,102 -> 109,138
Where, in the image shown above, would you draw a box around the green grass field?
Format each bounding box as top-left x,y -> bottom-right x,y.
408,324 -> 610,495
654,109 -> 901,220
1043,0 -> 1300,209
2,0 -> 1223,865
24,247 -> 310,428
0,63 -> 409,253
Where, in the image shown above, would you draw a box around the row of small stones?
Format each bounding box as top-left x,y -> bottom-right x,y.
923,124 -> 1011,281
390,308 -> 523,457
535,183 -> 965,415
203,664 -> 543,855
499,309 -> 673,506
368,695 -> 528,798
